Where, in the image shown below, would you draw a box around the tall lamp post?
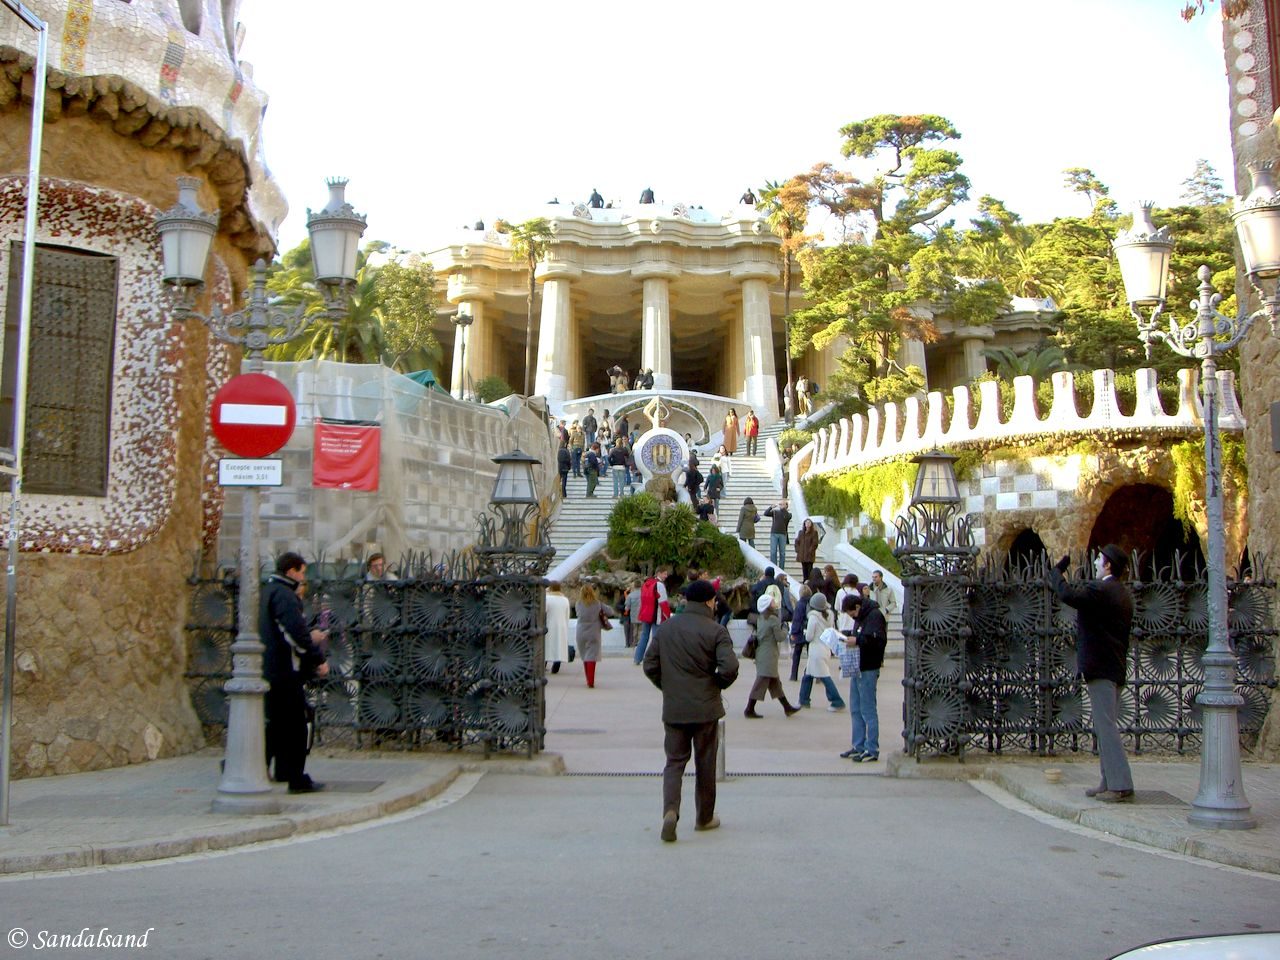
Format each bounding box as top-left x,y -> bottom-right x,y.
156,176 -> 366,814
1112,166 -> 1280,830
452,307 -> 474,400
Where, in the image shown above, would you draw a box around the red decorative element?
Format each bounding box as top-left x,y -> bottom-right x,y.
211,374 -> 297,457
313,422 -> 381,491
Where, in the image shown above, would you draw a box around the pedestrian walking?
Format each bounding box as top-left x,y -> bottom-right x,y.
608,440 -> 629,497
623,579 -> 642,648
869,569 -> 897,616
838,592 -> 887,762
545,581 -> 571,674
798,593 -> 845,711
764,499 -> 792,569
743,409 -> 760,456
744,592 -> 800,718
557,440 -> 570,497
634,566 -> 672,664
705,464 -> 724,512
722,408 -> 739,455
642,579 -> 739,842
261,552 -> 329,793
684,463 -> 704,503
584,442 -> 601,497
736,496 -> 758,547
1050,545 -> 1136,803
574,583 -> 617,689
794,518 -> 820,581
582,408 -> 598,449
569,422 -> 585,477
788,585 -> 810,681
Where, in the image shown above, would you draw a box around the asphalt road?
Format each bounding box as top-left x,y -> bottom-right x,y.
1,774 -> 1275,960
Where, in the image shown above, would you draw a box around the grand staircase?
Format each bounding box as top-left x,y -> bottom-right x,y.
547,421 -> 790,564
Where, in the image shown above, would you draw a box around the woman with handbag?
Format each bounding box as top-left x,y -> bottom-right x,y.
545,581 -> 572,674
736,496 -> 759,547
574,583 -> 617,688
744,591 -> 800,718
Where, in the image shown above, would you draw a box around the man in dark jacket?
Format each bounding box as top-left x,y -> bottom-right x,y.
788,586 -> 810,681
1050,544 -> 1135,803
764,500 -> 792,569
261,552 -> 329,793
839,595 -> 887,762
643,579 -> 739,842
556,441 -> 571,496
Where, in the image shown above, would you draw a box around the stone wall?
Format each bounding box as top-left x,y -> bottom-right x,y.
1225,1 -> 1280,761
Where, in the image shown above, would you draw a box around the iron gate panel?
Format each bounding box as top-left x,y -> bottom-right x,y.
900,558 -> 1276,759
185,552 -> 550,757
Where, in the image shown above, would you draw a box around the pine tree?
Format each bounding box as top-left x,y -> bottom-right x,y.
1181,159 -> 1227,207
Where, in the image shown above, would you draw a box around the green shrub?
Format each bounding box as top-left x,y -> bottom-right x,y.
777,428 -> 813,451
851,534 -> 900,577
474,375 -> 513,403
692,521 -> 746,577
800,459 -> 918,526
604,494 -> 745,575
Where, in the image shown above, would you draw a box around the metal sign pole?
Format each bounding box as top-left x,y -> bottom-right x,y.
0,0 -> 47,828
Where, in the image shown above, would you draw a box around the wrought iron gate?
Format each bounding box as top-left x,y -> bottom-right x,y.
899,555 -> 1277,759
185,550 -> 550,757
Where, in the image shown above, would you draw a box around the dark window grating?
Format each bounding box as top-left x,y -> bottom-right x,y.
4,243 -> 118,496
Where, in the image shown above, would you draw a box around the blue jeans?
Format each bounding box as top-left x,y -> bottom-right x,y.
848,669 -> 880,755
798,674 -> 844,708
770,532 -> 786,568
634,620 -> 657,664
611,465 -> 627,497
571,447 -> 583,476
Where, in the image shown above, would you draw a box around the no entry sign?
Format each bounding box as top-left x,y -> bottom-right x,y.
210,373 -> 297,458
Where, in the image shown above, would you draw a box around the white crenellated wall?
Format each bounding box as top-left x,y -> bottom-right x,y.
802,368 -> 1244,479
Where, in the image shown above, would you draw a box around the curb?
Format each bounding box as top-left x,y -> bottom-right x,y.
0,753 -> 564,876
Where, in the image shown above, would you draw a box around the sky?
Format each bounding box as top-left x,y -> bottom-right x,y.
239,0 -> 1236,254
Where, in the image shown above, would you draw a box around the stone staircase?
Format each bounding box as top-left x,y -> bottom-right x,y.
547,468 -> 623,563
712,421 -> 788,542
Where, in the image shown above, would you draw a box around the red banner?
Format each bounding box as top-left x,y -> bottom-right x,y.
313,422 -> 380,491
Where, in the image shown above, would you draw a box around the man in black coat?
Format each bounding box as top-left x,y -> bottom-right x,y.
261,552 -> 329,793
840,595 -> 887,762
643,580 -> 739,842
1050,544 -> 1135,803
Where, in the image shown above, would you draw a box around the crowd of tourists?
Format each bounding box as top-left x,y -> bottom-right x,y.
542,563 -> 896,764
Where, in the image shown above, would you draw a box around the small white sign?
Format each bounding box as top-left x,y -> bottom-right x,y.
218,458 -> 283,486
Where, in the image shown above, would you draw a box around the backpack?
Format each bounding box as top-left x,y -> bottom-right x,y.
639,577 -> 659,624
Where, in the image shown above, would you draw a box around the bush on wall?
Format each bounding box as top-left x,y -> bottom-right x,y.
606,494 -> 744,575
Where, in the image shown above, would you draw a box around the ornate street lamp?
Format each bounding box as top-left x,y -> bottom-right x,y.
156,176 -> 365,814
476,448 -> 554,576
1112,166 -> 1280,830
893,449 -> 976,578
452,307 -> 475,400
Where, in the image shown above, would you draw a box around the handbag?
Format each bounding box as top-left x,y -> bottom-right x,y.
598,608 -> 613,630
741,636 -> 758,659
568,644 -> 576,662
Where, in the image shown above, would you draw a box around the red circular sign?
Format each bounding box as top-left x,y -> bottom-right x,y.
210,373 -> 297,458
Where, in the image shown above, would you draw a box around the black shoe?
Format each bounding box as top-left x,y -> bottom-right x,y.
851,753 -> 878,763
288,779 -> 326,794
839,748 -> 859,759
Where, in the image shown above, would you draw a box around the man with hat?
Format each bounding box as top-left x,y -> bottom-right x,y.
643,579 -> 739,842
1051,544 -> 1135,803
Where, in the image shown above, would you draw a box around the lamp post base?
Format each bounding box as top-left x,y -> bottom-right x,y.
1186,678 -> 1256,831
211,791 -> 282,816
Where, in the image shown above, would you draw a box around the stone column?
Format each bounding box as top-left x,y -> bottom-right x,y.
738,275 -> 780,419
533,270 -> 578,407
640,276 -> 673,391
899,336 -> 929,387
955,326 -> 994,383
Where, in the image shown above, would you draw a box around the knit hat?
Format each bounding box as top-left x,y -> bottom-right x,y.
808,593 -> 829,612
756,594 -> 775,614
685,579 -> 717,603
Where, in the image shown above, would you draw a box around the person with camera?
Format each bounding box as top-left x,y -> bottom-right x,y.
261,552 -> 330,794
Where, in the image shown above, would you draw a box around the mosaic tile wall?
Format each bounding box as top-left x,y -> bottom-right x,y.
0,0 -> 285,236
0,176 -> 194,553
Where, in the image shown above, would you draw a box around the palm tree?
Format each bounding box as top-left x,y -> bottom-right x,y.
265,249 -> 386,364
758,178 -> 811,422
496,218 -> 553,396
982,345 -> 1084,384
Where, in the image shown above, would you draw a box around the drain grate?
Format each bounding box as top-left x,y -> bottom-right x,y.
546,729 -> 608,735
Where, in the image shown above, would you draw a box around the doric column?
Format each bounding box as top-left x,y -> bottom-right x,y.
899,337 -> 928,386
739,276 -> 780,419
640,276 -> 672,391
954,325 -> 994,383
534,272 -> 576,406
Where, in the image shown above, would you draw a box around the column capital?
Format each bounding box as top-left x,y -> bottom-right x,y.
446,273 -> 498,305
953,325 -> 995,341
731,263 -> 780,283
536,263 -> 582,282
632,262 -> 680,281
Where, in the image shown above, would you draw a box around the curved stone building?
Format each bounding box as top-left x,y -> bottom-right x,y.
0,0 -> 282,775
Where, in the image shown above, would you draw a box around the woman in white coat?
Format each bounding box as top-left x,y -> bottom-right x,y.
798,592 -> 847,711
545,581 -> 571,674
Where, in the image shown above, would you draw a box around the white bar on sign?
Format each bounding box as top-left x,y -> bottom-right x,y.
221,403 -> 288,426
